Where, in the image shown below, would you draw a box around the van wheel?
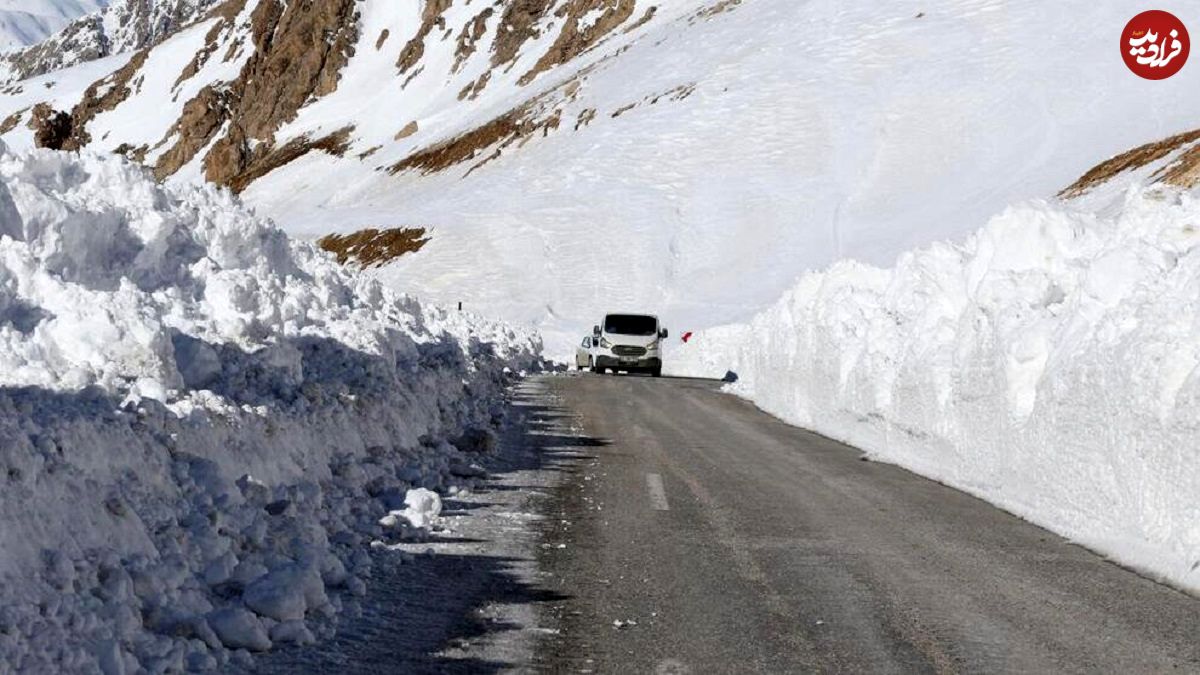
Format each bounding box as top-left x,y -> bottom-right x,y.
651,368 -> 662,378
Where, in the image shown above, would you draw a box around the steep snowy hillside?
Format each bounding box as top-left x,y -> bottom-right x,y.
1,0 -> 1198,355
0,0 -> 219,83
0,0 -> 105,51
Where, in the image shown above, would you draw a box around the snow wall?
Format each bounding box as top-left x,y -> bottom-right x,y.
668,185 -> 1200,596
0,143 -> 542,672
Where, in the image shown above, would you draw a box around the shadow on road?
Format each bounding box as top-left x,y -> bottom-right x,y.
244,380 -> 609,673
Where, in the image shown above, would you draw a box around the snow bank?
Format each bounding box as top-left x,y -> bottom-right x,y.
669,186 -> 1200,595
0,141 -> 542,672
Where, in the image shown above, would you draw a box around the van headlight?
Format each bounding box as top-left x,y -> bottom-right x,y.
599,337 -> 612,349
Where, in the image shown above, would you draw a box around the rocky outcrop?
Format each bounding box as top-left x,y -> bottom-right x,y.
10,0 -> 679,189
63,49 -> 152,150
173,0 -> 250,89
153,85 -> 231,179
1060,128 -> 1200,197
453,7 -> 494,73
0,0 -> 223,84
492,0 -> 555,69
0,16 -> 107,84
219,126 -> 355,193
389,91 -> 565,176
35,48 -> 151,151
29,104 -> 74,149
157,0 -> 359,189
318,227 -> 430,268
397,0 -> 451,75
518,0 -> 636,85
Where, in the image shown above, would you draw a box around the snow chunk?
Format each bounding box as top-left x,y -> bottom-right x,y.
380,488 -> 443,530
206,607 -> 272,652
242,563 -> 327,622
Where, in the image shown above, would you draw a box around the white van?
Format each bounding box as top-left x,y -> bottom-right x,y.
589,313 -> 667,377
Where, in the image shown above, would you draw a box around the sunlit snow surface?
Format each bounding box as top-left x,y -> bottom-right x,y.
4,0 -> 1199,357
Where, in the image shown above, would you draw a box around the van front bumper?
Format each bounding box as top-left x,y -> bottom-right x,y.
595,355 -> 661,370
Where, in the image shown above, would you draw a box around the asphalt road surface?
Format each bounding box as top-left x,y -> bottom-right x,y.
533,374 -> 1200,674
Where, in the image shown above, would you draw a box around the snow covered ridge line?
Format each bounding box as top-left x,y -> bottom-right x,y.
668,185 -> 1200,596
0,143 -> 543,672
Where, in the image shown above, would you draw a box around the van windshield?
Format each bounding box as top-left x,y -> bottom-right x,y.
604,314 -> 657,336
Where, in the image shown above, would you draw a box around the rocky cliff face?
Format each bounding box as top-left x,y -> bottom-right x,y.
8,0 -> 676,193
0,0 -> 221,83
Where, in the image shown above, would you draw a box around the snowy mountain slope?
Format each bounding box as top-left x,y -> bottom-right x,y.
0,0 -> 105,51
0,0 -> 219,83
1,0 -> 1199,357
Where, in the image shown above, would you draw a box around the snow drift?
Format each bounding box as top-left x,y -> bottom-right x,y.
0,142 -> 541,672
669,184 -> 1200,595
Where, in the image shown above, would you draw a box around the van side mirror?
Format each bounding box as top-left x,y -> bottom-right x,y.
659,328 -> 669,339
593,325 -> 601,336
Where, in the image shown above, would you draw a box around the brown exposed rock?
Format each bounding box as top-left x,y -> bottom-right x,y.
1059,128 -> 1200,198
232,0 -> 358,141
376,28 -> 390,50
397,0 -> 452,74
2,0 -> 225,85
692,0 -> 742,21
574,108 -> 596,130
318,227 -> 430,268
492,0 -> 555,70
1155,144 -> 1200,189
518,0 -> 637,86
30,104 -> 75,150
611,102 -> 635,118
212,125 -> 355,193
391,110 -> 527,175
453,7 -> 494,73
389,98 -> 563,176
168,0 -> 360,189
175,0 -> 249,90
65,49 -> 152,150
0,16 -> 106,84
395,121 -> 419,140
154,85 -> 232,180
0,109 -> 25,135
649,83 -> 695,104
114,143 -> 150,163
624,5 -> 656,33
457,71 -> 491,101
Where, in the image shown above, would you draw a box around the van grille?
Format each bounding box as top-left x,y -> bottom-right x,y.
613,345 -> 647,357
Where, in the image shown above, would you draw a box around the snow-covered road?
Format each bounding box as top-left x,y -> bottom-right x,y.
533,374 -> 1200,672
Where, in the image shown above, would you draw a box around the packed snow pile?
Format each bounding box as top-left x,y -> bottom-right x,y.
0,142 -> 542,672
669,184 -> 1200,595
